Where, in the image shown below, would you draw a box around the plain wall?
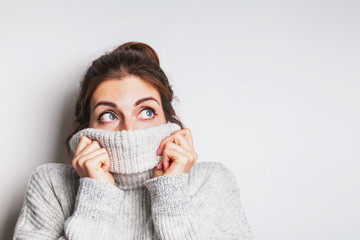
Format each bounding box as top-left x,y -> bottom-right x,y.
1,0 -> 359,239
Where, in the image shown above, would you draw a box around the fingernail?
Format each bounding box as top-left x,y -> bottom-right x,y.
157,162 -> 161,169
157,147 -> 160,155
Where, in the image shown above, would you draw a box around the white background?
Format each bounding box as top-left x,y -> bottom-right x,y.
1,0 -> 359,239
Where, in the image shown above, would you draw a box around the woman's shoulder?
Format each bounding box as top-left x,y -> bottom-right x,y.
31,162 -> 78,180
33,162 -> 74,172
27,162 -> 80,195
191,160 -> 232,170
190,161 -> 237,179
189,161 -> 239,190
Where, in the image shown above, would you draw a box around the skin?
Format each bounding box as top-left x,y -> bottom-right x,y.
72,75 -> 198,185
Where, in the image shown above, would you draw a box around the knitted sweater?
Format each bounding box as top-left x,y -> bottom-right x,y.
13,122 -> 255,240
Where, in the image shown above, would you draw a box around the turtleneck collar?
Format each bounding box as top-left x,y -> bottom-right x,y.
69,122 -> 181,189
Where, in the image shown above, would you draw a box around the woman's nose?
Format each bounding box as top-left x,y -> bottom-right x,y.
119,118 -> 137,131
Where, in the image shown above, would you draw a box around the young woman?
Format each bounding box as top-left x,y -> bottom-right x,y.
13,42 -> 255,239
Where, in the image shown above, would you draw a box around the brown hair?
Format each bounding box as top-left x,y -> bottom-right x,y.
65,41 -> 184,158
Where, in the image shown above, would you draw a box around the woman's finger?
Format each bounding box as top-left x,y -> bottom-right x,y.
76,148 -> 107,168
158,129 -> 194,155
80,151 -> 108,172
161,146 -> 191,174
73,137 -> 93,170
175,128 -> 194,148
76,141 -> 102,160
158,134 -> 188,156
75,136 -> 92,157
161,143 -> 181,171
100,150 -> 111,172
170,133 -> 193,151
161,142 -> 194,171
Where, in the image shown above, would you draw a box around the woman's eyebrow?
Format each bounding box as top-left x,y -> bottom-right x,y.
93,101 -> 117,110
134,97 -> 160,106
93,97 -> 159,111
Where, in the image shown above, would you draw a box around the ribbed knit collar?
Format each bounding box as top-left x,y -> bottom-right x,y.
69,122 -> 181,189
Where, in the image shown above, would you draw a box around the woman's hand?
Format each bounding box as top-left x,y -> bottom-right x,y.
72,136 -> 115,185
154,128 -> 198,177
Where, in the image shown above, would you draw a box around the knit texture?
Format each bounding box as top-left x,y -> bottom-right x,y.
69,122 -> 181,174
13,122 -> 255,240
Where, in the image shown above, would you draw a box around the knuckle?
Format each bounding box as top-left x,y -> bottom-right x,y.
172,134 -> 180,141
189,154 -> 194,161
168,142 -> 176,149
84,160 -> 92,169
162,146 -> 168,154
71,159 -> 76,168
76,157 -> 83,167
72,155 -> 77,161
80,136 -> 90,143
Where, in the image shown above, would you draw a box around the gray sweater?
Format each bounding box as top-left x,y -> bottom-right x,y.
13,122 -> 255,239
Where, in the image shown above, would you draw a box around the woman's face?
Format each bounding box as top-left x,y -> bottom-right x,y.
89,75 -> 167,131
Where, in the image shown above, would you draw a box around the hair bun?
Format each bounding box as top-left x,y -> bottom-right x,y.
112,41 -> 160,66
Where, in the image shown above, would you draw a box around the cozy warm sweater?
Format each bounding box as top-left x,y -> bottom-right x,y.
13,122 -> 255,240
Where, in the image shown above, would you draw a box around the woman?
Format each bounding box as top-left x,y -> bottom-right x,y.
13,42 -> 255,239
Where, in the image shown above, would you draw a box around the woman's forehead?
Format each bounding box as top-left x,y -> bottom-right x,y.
91,77 -> 161,107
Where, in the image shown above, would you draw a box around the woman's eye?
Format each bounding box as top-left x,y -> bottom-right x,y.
139,108 -> 157,119
98,112 -> 117,122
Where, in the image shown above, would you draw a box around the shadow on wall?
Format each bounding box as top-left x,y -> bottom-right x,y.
2,92 -> 77,239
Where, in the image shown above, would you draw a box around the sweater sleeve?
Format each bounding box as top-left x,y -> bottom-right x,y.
144,162 -> 255,240
143,173 -> 200,240
13,164 -> 125,240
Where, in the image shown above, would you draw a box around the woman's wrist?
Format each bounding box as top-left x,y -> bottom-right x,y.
74,177 -> 124,221
144,173 -> 191,216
